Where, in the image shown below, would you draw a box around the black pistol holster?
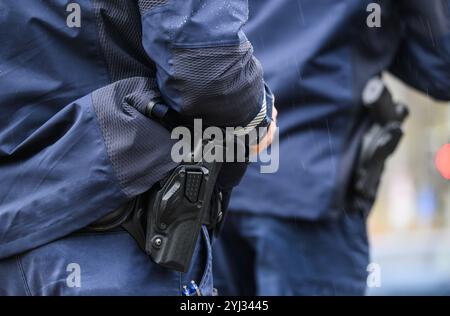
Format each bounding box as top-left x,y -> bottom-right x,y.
123,157 -> 222,273
89,158 -> 222,273
143,160 -> 221,272
89,97 -> 224,273
352,77 -> 409,209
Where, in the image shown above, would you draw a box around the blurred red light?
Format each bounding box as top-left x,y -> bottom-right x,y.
435,144 -> 450,180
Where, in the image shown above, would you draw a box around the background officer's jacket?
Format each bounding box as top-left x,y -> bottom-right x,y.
231,0 -> 450,220
0,0 -> 267,258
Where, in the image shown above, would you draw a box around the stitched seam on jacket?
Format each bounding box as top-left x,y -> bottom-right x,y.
91,0 -> 113,84
88,93 -> 129,197
16,256 -> 32,296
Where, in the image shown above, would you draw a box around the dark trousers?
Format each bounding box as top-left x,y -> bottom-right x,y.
213,211 -> 369,296
0,227 -> 213,296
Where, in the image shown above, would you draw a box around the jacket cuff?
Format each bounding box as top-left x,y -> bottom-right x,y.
233,83 -> 274,137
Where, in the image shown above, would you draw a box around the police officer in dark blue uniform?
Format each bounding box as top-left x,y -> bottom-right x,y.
214,0 -> 450,295
0,0 -> 275,295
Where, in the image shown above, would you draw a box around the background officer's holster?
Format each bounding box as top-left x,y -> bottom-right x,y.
350,77 -> 409,213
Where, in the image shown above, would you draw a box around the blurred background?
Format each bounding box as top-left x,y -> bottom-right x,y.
368,73 -> 450,295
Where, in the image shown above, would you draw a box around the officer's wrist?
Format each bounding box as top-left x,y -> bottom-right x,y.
233,83 -> 274,140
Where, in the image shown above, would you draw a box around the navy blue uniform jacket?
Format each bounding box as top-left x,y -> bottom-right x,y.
230,0 -> 450,219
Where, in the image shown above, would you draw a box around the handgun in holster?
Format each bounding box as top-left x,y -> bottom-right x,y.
141,153 -> 222,272
353,77 -> 409,206
89,96 -> 225,273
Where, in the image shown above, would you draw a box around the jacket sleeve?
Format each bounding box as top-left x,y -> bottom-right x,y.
0,78 -> 178,259
389,0 -> 450,101
138,0 -> 271,130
